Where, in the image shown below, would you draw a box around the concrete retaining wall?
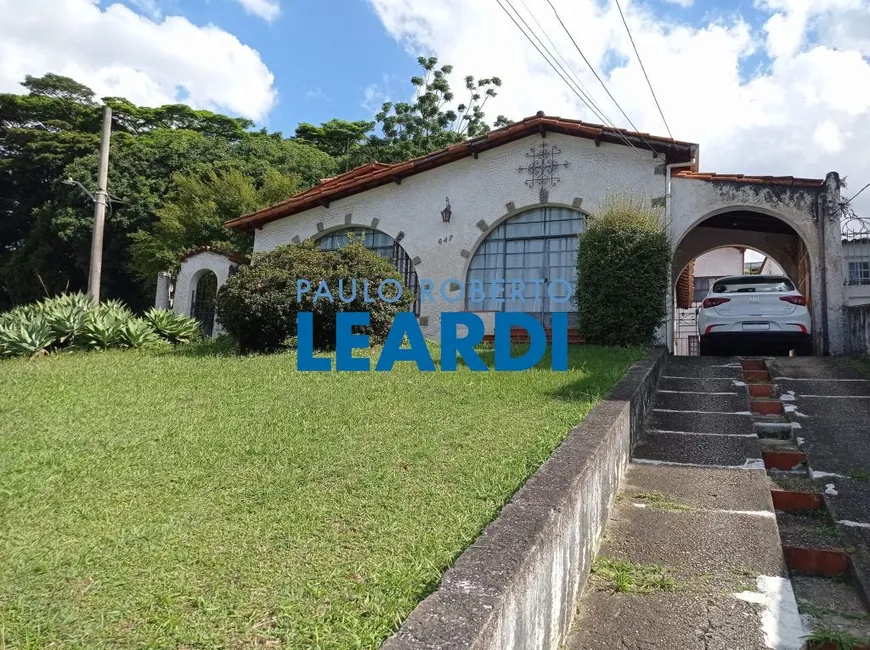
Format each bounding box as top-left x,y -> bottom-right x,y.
381,347 -> 667,650
846,304 -> 870,355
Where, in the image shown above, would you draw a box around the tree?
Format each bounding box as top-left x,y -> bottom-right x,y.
129,167 -> 300,283
0,75 -> 103,264
0,73 -> 336,310
294,119 -> 374,161
358,57 -> 510,164
294,58 -> 512,168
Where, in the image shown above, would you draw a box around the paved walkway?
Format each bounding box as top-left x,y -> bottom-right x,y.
568,357 -> 804,649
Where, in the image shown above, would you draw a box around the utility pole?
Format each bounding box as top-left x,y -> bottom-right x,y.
88,105 -> 112,303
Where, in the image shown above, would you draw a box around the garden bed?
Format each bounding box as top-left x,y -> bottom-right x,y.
0,343 -> 643,648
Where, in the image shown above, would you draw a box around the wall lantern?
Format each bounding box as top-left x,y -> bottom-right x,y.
441,197 -> 452,223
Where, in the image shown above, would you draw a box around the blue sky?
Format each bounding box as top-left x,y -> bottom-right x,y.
121,0 -> 422,133
2,0 -> 869,213
110,0 -> 771,134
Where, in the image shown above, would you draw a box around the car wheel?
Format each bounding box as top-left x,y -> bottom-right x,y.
796,340 -> 814,356
699,338 -> 714,356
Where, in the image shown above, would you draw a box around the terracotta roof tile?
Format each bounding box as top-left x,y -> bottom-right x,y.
179,246 -> 248,264
225,113 -> 698,231
674,171 -> 823,188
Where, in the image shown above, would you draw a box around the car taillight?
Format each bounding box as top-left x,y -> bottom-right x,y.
702,297 -> 731,308
780,295 -> 807,306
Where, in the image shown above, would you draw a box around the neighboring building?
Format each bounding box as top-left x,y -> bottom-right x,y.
844,235 -> 870,306
744,259 -> 764,274
165,113 -> 848,355
759,256 -> 785,275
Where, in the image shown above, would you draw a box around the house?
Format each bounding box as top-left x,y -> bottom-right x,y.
162,113 -> 849,354
843,234 -> 870,306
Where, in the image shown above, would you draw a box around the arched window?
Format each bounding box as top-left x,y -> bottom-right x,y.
465,206 -> 586,325
317,227 -> 420,314
191,270 -> 218,337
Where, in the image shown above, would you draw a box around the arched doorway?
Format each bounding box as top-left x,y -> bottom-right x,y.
316,227 -> 420,314
672,210 -> 814,356
464,205 -> 586,327
191,270 -> 218,337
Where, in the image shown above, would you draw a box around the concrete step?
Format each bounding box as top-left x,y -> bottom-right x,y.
634,430 -> 762,467
658,376 -> 743,393
567,463 -> 801,650
647,410 -> 754,436
777,510 -> 846,554
660,363 -> 743,379
653,390 -> 748,413
792,575 -> 870,645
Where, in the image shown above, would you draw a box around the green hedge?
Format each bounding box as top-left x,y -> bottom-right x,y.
575,199 -> 671,346
216,239 -> 415,353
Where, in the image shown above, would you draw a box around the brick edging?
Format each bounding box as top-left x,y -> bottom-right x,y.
381,347 -> 668,650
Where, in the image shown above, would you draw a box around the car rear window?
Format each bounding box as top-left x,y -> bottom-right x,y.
711,277 -> 795,293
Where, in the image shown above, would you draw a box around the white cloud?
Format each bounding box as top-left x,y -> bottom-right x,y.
304,87 -> 330,102
0,0 -> 277,122
367,0 -> 870,214
814,119 -> 844,153
361,73 -> 396,111
234,0 -> 281,22
662,0 -> 693,7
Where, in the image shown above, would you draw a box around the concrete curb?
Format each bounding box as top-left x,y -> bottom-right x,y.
381,347 -> 667,650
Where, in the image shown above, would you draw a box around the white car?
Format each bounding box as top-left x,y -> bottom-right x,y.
697,275 -> 812,356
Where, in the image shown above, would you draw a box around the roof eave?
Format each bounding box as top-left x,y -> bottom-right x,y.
225,120 -> 697,232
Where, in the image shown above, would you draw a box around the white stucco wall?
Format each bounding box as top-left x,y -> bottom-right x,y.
693,248 -> 743,278
253,133 -> 663,339
174,251 -> 236,335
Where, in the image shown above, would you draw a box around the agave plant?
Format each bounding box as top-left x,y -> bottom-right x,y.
118,318 -> 160,348
75,312 -> 124,350
0,304 -> 39,327
43,301 -> 91,345
144,309 -> 202,345
96,300 -> 134,325
0,318 -> 57,357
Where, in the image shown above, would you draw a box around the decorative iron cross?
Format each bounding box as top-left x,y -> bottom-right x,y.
518,142 -> 569,191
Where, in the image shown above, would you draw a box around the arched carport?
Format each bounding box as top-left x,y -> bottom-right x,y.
666,172 -> 846,355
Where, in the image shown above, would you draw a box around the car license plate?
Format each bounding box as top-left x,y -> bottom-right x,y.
742,322 -> 770,331
749,296 -> 760,303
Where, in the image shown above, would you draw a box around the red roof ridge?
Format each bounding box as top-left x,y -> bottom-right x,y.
179,245 -> 248,264
674,170 -> 823,188
225,113 -> 699,231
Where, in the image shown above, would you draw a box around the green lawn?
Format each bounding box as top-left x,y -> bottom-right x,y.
0,343 -> 644,649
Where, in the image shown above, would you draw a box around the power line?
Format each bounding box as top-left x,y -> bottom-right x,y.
495,0 -> 649,159
613,0 -> 674,141
516,0 -> 612,127
508,0 -> 615,129
846,181 -> 870,205
543,0 -> 646,137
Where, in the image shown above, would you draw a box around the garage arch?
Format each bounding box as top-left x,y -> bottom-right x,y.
670,209 -> 816,355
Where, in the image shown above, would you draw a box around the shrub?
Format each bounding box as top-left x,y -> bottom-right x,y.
216,239 -> 414,353
0,293 -> 201,359
575,197 -> 671,346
